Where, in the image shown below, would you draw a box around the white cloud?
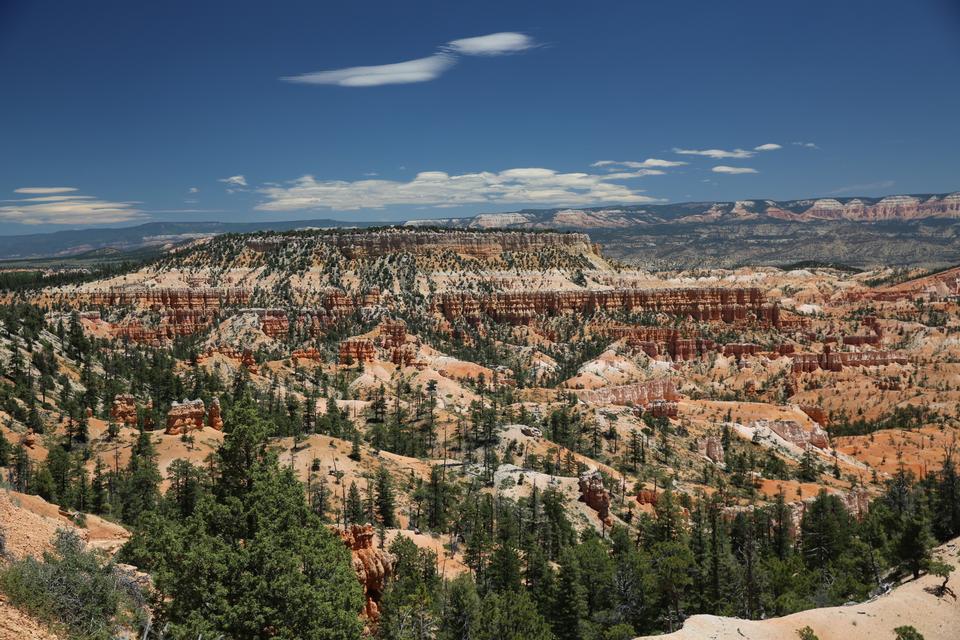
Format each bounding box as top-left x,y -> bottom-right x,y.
0,188 -> 145,225
754,143 -> 782,151
592,158 -> 687,169
712,165 -> 758,174
255,166 -> 663,211
219,175 -> 247,187
444,32 -> 535,56
14,187 -> 78,195
188,186 -> 199,193
674,147 -> 755,159
793,141 -> 819,149
282,53 -> 455,87
282,32 -> 536,87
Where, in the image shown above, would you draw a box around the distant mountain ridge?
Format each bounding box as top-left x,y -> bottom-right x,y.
0,190 -> 958,262
404,191 -> 960,229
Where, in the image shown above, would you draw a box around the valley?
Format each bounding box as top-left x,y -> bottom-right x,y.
0,227 -> 958,640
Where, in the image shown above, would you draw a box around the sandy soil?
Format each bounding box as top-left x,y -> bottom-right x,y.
0,597 -> 61,640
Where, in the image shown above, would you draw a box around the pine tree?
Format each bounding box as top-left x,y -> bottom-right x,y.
91,457 -> 107,515
933,453 -> 960,540
488,541 -> 522,593
119,428 -> 161,524
437,574 -> 480,640
551,547 -> 587,640
0,429 -> 10,466
345,481 -> 365,525
349,431 -> 362,461
375,466 -> 397,528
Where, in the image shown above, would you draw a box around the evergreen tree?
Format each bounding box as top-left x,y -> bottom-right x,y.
345,481 -> 365,525
376,466 -> 397,528
0,429 -> 10,466
119,428 -> 161,524
551,547 -> 587,640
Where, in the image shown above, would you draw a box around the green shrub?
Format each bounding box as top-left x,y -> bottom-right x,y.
0,528 -> 146,639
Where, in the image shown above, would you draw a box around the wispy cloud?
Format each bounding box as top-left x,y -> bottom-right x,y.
753,143 -> 781,151
14,187 -> 78,195
254,166 -> 662,211
712,166 -> 758,174
188,186 -> 199,194
282,32 -> 536,87
0,188 -> 145,225
219,175 -> 247,187
592,158 -> 687,169
827,180 -> 894,195
674,147 -> 755,159
792,141 -> 819,149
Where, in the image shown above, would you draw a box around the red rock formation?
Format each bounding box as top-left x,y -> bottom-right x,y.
379,319 -> 407,349
73,287 -> 250,310
257,309 -> 289,339
113,309 -> 219,344
110,394 -> 138,427
434,287 -> 779,327
291,348 -> 323,365
636,489 -> 658,506
575,379 -> 679,407
723,343 -> 762,358
799,404 -> 829,426
207,397 -> 223,431
578,470 -> 612,525
165,399 -> 206,435
791,346 -> 908,373
331,524 -> 395,627
391,345 -> 417,367
339,338 -> 375,364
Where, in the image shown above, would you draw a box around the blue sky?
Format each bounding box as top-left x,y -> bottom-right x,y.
1,0 -> 959,234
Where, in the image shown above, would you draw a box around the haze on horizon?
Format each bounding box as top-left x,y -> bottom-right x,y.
1,0 -> 959,234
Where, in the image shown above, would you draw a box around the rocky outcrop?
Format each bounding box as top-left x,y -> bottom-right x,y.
339,338 -> 376,364
74,287 -> 250,310
207,397 -> 223,431
165,397 -> 225,434
799,404 -> 828,426
378,319 -> 407,348
434,287 -> 779,327
578,470 -> 612,525
698,436 -> 725,463
110,394 -> 138,427
646,399 -> 679,419
199,347 -> 258,374
331,524 -> 395,627
165,399 -> 205,435
636,489 -> 658,506
112,309 -> 218,344
791,346 -> 908,373
751,419 -> 829,450
291,348 -> 323,365
575,379 -> 679,407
